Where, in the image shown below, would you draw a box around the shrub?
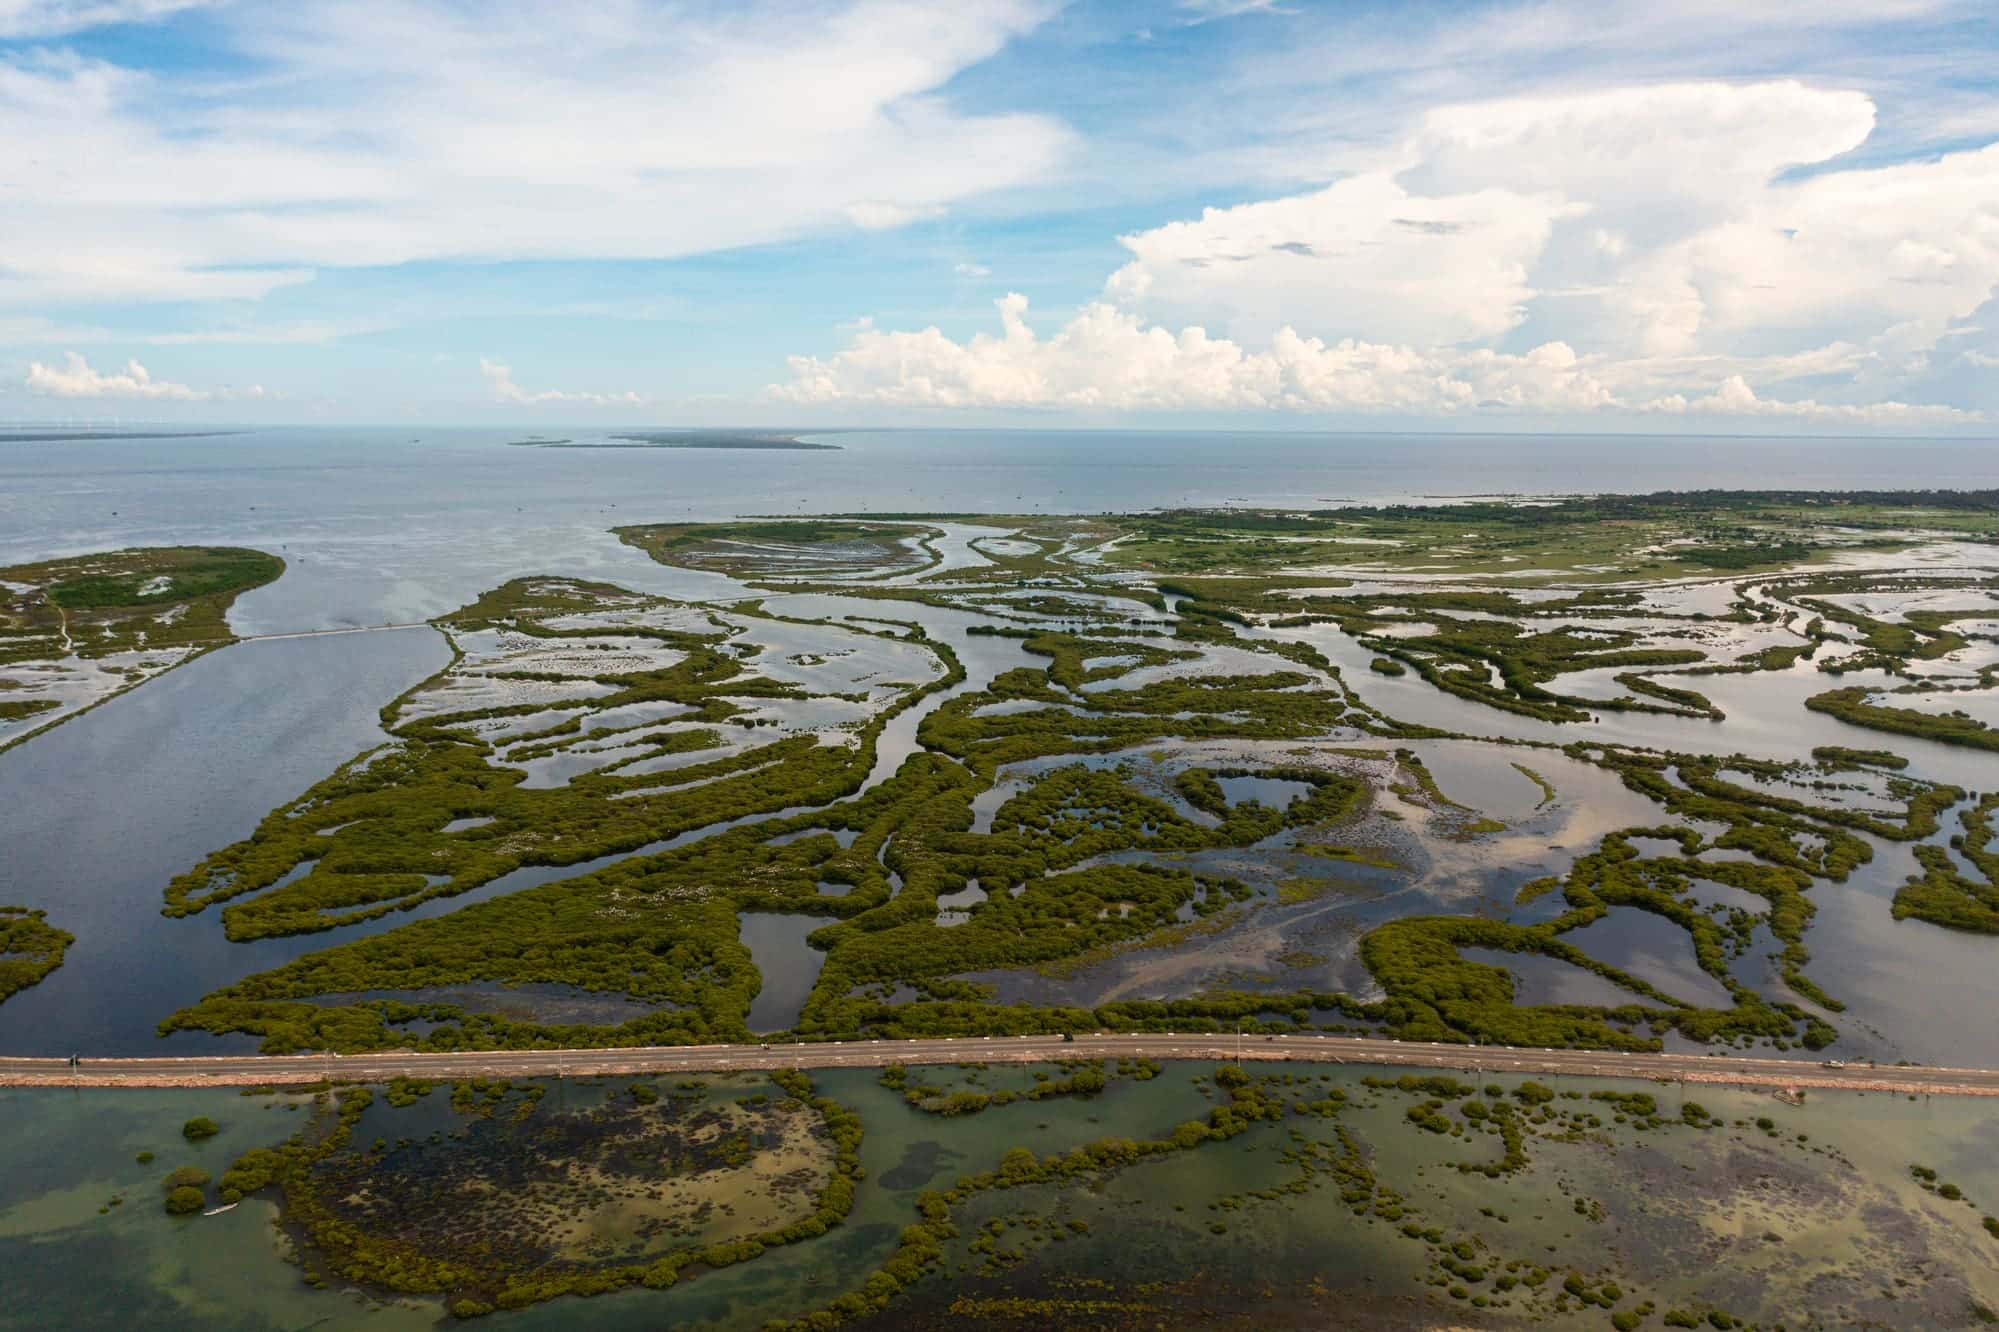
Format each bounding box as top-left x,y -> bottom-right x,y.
163,1186 -> 205,1215
181,1117 -> 219,1140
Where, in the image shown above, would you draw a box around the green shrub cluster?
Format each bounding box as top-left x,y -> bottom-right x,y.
0,906 -> 72,1002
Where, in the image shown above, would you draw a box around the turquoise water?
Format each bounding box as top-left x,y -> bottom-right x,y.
5,1067 -> 1997,1330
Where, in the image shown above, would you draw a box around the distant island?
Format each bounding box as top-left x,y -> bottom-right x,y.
0,430 -> 245,444
509,430 -> 840,451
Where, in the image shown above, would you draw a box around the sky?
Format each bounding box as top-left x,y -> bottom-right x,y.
1,0 -> 1997,432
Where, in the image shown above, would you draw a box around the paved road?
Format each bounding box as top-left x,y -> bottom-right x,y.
2,1033 -> 1993,1096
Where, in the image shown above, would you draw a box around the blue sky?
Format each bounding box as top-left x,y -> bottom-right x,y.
2,0 -> 1997,431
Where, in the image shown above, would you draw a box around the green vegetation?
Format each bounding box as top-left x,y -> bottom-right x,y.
1808,684 -> 1999,753
1350,742 -> 1969,1049
181,1117 -> 219,1140
615,520 -> 935,579
0,545 -> 282,751
1511,762 -> 1557,808
878,1058 -> 1158,1114
159,578 -> 960,942
1812,745 -> 1909,770
147,499 -> 1999,1062
0,906 -> 71,1001
161,1164 -> 212,1215
1897,795 -> 1999,933
1100,492 -> 1998,582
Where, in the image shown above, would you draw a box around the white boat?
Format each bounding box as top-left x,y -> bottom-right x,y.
202,1202 -> 238,1217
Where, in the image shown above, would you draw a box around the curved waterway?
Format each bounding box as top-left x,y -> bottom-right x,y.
0,627 -> 452,1054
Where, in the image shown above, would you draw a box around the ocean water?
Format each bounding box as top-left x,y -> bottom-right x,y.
4,426 -> 1995,633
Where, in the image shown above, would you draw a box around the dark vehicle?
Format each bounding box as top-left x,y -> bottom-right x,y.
1062,1032 -> 1075,1043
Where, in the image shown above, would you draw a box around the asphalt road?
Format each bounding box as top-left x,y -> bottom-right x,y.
2,1033 -> 1993,1095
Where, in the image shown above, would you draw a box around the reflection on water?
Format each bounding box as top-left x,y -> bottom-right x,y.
739,913 -> 832,1033
0,628 -> 450,1055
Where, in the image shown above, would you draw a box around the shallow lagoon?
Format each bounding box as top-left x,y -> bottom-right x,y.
6,1063 -> 1998,1330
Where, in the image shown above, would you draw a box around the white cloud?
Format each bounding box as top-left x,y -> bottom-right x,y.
1175,0 -> 1292,20
0,0 -> 1070,306
954,262 -> 992,278
779,79 -> 1996,425
27,352 -> 201,400
772,292 -> 1978,425
0,0 -> 212,37
1108,82 -> 1883,351
843,201 -> 946,231
479,357 -> 644,407
1106,173 -> 1586,346
1634,142 -> 1999,358
23,350 -> 270,401
1639,375 -> 1974,424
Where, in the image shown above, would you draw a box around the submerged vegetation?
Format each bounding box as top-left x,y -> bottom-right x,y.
176,1060 -> 1996,1328
201,1072 -> 859,1313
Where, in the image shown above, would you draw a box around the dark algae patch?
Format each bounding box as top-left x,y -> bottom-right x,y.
197,1071 -> 860,1315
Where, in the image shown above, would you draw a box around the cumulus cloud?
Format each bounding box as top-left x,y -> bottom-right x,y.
1106,174 -> 1585,346
479,358 -> 644,407
1637,375 -> 1974,423
772,292 -> 1977,425
774,293 -> 1613,413
0,0 -> 1069,306
22,351 -> 272,401
777,79 -> 1994,425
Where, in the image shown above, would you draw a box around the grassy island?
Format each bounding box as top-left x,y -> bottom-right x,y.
0,545 -> 283,752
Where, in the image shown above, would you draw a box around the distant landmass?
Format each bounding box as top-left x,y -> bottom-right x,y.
0,430 -> 245,443
510,430 -> 840,451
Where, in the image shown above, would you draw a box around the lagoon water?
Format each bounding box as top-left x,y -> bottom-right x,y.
3,427 -> 1999,1056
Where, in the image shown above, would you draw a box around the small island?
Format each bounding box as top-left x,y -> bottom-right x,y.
510,430 -> 840,451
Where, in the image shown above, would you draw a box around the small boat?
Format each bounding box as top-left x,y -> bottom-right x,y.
202,1202 -> 239,1217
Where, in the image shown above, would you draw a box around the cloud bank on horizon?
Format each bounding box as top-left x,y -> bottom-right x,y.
2,0 -> 1997,429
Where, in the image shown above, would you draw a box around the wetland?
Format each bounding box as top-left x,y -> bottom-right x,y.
4,429 -> 1999,1327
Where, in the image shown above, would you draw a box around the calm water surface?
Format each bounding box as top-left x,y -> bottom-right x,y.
3,428 -> 1997,1055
